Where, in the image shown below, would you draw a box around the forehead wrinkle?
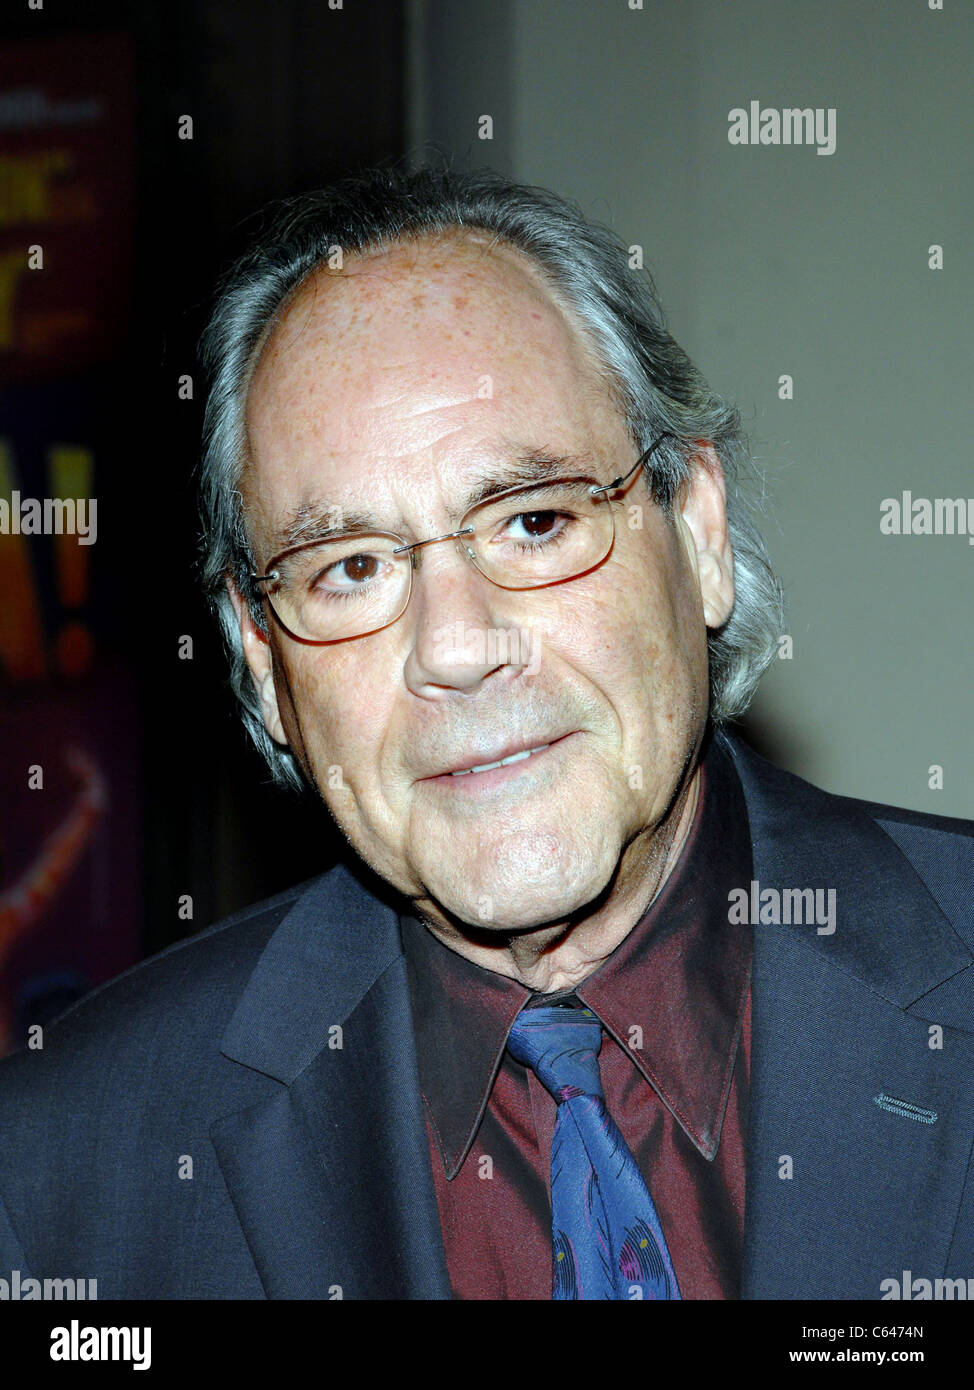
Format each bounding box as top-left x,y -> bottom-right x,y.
256,231 -> 592,381
244,232 -> 630,556
248,239 -> 615,461
268,444 -> 606,555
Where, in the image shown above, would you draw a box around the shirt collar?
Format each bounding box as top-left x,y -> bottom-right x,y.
400,729 -> 753,1176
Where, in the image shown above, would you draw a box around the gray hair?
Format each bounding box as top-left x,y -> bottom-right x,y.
199,162 -> 784,792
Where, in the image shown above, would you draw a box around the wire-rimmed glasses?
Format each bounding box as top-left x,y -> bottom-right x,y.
250,433 -> 675,643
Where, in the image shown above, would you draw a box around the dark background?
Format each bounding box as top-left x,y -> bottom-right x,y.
0,0 -> 408,1049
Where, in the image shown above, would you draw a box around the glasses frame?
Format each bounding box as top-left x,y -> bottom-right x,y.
250,432 -> 675,644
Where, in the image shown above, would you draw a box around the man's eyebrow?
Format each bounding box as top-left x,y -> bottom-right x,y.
275,503 -> 383,551
462,450 -> 600,509
272,449 -> 601,551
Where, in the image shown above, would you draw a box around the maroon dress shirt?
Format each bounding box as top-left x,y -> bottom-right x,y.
399,731 -> 753,1299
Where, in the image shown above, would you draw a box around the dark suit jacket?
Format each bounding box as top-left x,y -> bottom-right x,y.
1,733 -> 973,1300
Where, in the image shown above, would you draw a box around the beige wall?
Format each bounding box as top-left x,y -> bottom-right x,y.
410,0 -> 973,817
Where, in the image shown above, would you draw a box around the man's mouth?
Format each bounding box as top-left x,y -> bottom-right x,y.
421,732 -> 576,788
447,743 -> 551,777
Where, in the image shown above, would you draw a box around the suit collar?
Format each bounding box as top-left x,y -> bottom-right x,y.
722,731 -> 972,1003
211,952 -> 452,1299
723,731 -> 974,1298
218,859 -> 406,1083
212,859 -> 452,1299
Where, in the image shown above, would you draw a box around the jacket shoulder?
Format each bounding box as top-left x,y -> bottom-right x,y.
723,731 -> 974,952
0,871 -> 326,1108
724,731 -> 974,841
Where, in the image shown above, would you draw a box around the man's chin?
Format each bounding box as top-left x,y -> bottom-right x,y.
417,854 -> 617,937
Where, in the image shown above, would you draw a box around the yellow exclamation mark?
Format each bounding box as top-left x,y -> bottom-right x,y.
0,441 -> 47,679
48,444 -> 95,676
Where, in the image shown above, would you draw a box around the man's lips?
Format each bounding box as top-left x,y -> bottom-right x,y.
421,732 -> 575,782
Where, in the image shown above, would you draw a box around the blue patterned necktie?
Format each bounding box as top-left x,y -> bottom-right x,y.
506,1002 -> 681,1300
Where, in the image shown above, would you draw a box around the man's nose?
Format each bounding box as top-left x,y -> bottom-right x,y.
402,543 -> 526,697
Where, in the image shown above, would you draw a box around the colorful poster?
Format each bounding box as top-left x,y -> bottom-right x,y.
0,32 -> 139,1055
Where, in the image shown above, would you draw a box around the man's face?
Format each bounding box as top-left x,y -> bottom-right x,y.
234,233 -> 733,933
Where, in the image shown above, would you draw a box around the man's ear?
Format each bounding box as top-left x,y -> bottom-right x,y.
226,579 -> 288,745
674,444 -> 735,630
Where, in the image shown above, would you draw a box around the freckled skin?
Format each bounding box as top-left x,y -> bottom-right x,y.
232,230 -> 735,991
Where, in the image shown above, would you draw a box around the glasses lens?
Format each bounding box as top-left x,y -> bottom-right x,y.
263,534 -> 409,640
463,479 -> 614,588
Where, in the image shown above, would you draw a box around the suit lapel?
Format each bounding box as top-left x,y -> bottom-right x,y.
210,863 -> 451,1300
726,736 -> 974,1298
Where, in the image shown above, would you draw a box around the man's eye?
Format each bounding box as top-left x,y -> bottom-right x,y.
503,510 -> 571,544
312,552 -> 384,591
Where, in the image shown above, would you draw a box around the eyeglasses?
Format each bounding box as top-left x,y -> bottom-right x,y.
250,433 -> 675,643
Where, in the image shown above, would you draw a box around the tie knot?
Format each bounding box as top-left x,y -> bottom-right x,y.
506,1005 -> 604,1102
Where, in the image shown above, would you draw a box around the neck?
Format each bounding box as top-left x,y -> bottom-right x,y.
413,761 -> 702,992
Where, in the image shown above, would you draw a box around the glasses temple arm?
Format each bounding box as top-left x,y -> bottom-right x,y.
590,431 -> 677,497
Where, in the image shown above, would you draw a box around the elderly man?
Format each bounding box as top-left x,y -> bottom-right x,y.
1,165 -> 972,1302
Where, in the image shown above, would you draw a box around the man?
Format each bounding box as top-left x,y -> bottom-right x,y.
1,164 -> 972,1301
